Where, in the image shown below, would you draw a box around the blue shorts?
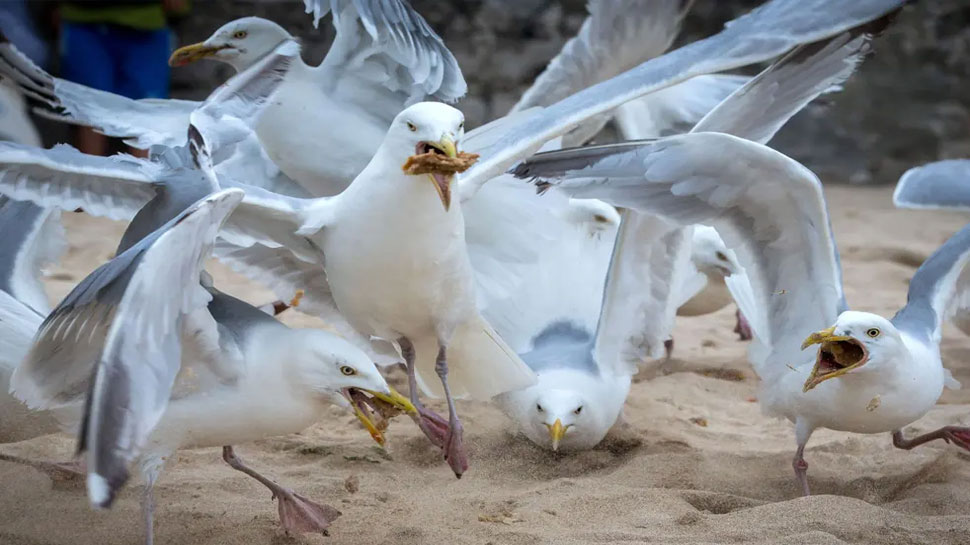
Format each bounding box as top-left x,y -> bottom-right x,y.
60,22 -> 171,100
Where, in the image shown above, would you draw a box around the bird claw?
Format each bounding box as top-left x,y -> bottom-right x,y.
443,420 -> 468,478
275,488 -> 341,535
734,309 -> 753,341
943,427 -> 970,450
413,406 -> 450,448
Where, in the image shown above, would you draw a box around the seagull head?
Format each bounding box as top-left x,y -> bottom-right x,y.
290,330 -> 415,446
691,225 -> 741,277
169,17 -> 293,71
527,389 -> 599,452
385,102 -> 471,211
800,311 -> 904,392
562,198 -> 620,239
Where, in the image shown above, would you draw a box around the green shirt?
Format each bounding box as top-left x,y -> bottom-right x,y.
60,2 -> 169,31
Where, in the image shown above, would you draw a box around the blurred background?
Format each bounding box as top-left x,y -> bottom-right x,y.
2,0 -> 968,184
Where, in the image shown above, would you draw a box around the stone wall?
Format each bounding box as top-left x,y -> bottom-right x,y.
164,1 -> 970,184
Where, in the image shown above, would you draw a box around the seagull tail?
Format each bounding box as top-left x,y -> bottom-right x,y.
411,315 -> 537,401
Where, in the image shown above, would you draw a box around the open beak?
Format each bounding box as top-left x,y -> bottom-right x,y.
343,386 -> 417,446
545,419 -> 566,452
425,136 -> 457,211
801,326 -> 869,392
169,42 -> 225,67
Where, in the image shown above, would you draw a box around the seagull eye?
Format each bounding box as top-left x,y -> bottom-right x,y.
340,365 -> 356,376
715,251 -> 728,261
593,214 -> 609,223
866,328 -> 880,338
233,30 -> 247,39
536,404 -> 544,413
574,406 -> 583,415
458,121 -> 464,130
406,121 -> 417,132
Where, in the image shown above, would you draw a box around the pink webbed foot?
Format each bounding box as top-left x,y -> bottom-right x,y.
443,418 -> 468,478
412,405 -> 449,448
734,309 -> 753,341
275,488 -> 342,536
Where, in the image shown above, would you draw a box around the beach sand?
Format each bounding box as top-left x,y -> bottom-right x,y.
2,185 -> 970,544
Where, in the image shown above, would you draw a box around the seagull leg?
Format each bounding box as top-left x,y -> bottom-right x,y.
0,452 -> 84,483
142,484 -> 155,545
399,337 -> 450,448
435,343 -> 468,478
221,446 -> 340,535
734,308 -> 753,341
892,427 -> 970,451
792,419 -> 814,496
663,338 -> 674,361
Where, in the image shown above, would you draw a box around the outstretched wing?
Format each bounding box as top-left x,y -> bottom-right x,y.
511,132 -> 843,385
0,196 -> 64,315
11,189 -> 244,508
0,39 -> 197,148
308,0 -> 466,105
593,213 -> 693,376
460,0 -> 905,196
893,224 -> 970,347
0,142 -> 160,221
893,160 -> 970,211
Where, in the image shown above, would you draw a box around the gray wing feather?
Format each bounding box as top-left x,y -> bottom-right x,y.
74,190 -> 241,507
511,132 -> 842,385
513,0 -> 691,112
893,160 -> 970,211
0,142 -> 160,221
0,196 -> 64,314
460,0 -> 905,195
0,40 -> 197,148
892,223 -> 970,346
308,0 -> 466,102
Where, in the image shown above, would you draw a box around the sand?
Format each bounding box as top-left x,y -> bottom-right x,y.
2,185 -> 970,545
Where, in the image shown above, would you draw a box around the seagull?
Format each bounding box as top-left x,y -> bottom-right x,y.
4,189 -> 414,541
0,0 -> 908,469
514,128 -> 970,494
893,160 -> 970,336
493,21 -> 880,453
0,40 -> 416,541
0,0 -> 465,197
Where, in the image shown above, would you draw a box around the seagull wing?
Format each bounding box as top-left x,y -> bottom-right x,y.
0,142 -> 160,221
511,132 -> 843,384
0,39 -> 196,149
308,0 -> 466,105
460,0 -> 905,196
893,160 -> 970,211
892,223 -> 970,347
0,196 -> 64,315
594,213 -> 693,375
10,189 -> 244,506
614,74 -> 750,140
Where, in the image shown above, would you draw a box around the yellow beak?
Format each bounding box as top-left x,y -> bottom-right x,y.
349,386 -> 417,446
546,419 -> 566,451
426,135 -> 457,211
800,326 -> 865,392
169,42 -> 224,67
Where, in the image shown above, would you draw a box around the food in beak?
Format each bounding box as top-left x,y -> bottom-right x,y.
402,141 -> 479,211
801,328 -> 868,392
342,387 -> 416,446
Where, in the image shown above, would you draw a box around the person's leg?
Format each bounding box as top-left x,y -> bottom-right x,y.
60,22 -> 113,155
112,26 -> 171,158
114,26 -> 171,100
